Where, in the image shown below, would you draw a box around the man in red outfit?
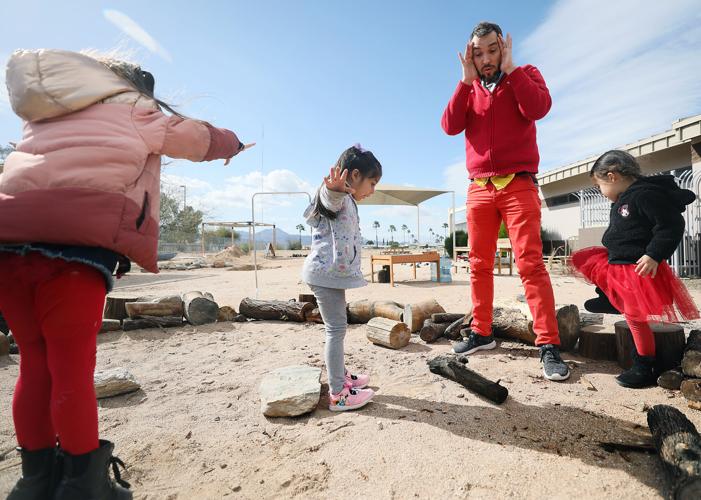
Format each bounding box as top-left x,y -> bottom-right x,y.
441,21 -> 569,381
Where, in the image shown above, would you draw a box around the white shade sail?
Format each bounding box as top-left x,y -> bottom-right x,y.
357,184 -> 451,206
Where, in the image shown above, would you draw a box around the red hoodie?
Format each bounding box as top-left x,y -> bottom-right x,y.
441,65 -> 551,179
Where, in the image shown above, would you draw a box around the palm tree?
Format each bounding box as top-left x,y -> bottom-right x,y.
401,224 -> 409,244
372,221 -> 380,248
295,224 -> 305,246
389,225 -> 397,243
442,222 -> 449,239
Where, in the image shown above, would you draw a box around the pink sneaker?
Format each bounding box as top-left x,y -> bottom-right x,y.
345,370 -> 370,389
328,384 -> 374,412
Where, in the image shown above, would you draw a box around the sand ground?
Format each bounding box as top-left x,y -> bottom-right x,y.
1,251 -> 701,499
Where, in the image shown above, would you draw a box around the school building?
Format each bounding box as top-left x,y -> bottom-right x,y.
450,113 -> 701,276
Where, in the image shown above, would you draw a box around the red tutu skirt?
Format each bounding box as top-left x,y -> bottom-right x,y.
571,247 -> 699,323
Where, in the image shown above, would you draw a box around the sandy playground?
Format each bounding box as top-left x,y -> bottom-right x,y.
2,252 -> 701,499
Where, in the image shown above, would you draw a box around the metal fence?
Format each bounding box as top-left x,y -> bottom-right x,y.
579,169 -> 701,277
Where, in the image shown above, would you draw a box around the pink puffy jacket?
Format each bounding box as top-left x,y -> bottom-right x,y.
0,49 -> 241,273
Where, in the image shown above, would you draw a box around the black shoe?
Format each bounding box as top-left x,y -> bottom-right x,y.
616,350 -> 658,388
54,440 -> 132,500
452,330 -> 497,354
539,344 -> 570,381
7,446 -> 59,500
584,287 -> 621,315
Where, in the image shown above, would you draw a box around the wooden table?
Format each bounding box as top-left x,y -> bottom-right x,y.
371,251 -> 441,286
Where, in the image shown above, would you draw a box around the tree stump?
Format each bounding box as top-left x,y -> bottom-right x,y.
403,299 -> 446,333
183,292 -> 219,325
615,321 -> 685,371
99,319 -> 122,334
305,308 -> 323,324
419,320 -> 450,343
125,295 -> 184,319
103,294 -> 140,321
217,306 -> 238,322
427,355 -> 508,404
239,298 -> 313,322
681,379 -> 701,407
682,330 -> 701,378
492,306 -> 535,344
346,300 -> 404,324
366,317 -> 411,349
647,405 -> 701,499
298,294 -> 317,307
556,304 -> 581,352
578,325 -> 618,361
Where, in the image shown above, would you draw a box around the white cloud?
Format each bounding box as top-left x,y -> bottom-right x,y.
0,52 -> 10,114
103,9 -> 172,62
161,173 -> 212,191
521,0 -> 701,170
442,160 -> 469,205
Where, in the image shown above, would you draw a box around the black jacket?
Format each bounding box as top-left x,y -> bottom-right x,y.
602,175 -> 695,264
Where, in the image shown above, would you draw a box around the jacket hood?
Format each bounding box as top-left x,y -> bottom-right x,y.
6,49 -> 136,122
627,175 -> 696,212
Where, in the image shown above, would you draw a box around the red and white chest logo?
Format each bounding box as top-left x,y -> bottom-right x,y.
618,204 -> 630,217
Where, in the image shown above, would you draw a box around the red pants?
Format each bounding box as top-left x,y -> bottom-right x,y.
0,252 -> 105,454
467,175 -> 560,345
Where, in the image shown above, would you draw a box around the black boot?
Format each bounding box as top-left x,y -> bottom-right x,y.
584,287 -> 621,314
54,440 -> 132,500
7,446 -> 59,500
616,350 -> 658,388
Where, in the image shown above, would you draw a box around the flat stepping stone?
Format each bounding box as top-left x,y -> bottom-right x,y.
259,365 -> 321,417
94,367 -> 140,399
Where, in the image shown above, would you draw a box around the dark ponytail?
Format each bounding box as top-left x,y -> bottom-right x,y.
590,150 -> 643,180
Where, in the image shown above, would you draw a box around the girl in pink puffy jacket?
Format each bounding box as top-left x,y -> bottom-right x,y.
0,49 -> 253,500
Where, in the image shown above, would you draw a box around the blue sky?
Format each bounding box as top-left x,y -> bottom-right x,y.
2,1 -> 701,242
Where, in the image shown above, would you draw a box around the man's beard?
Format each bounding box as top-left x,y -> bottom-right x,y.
480,66 -> 501,83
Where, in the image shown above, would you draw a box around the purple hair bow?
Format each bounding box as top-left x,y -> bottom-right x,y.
353,143 -> 368,153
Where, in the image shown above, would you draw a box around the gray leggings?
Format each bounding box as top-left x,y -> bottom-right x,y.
309,285 -> 347,394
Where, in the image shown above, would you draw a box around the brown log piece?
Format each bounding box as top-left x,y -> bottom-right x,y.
103,295 -> 140,321
239,298 -> 313,322
99,319 -> 122,334
366,317 -> 411,349
578,325 -> 618,361
122,316 -> 183,331
404,299 -> 446,333
615,321 -> 685,371
346,300 -> 404,324
183,292 -> 220,326
683,351 -> 701,379
125,295 -> 184,319
555,304 -> 581,352
682,379 -> 701,404
217,306 -> 238,322
658,369 -> 685,391
647,404 -> 701,499
298,294 -> 317,307
427,355 -> 508,404
419,320 -> 449,343
686,330 -> 701,353
305,308 -> 324,324
492,306 -> 536,344
445,316 -> 468,341
431,313 -> 467,324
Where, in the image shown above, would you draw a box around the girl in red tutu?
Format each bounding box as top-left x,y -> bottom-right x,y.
572,150 -> 699,388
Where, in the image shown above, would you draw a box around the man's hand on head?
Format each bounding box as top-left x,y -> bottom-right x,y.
498,33 -> 516,74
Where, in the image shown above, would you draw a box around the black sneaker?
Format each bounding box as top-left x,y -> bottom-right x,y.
584,287 -> 621,315
452,330 -> 497,354
616,350 -> 657,389
539,344 -> 570,381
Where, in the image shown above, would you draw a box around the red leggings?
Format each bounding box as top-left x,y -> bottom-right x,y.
626,316 -> 655,357
0,252 -> 105,454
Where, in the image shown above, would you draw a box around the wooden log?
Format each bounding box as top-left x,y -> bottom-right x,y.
122,316 -> 183,331
125,295 -> 184,319
346,300 -> 404,324
305,308 -> 324,324
404,299 -> 446,333
366,317 -> 411,349
298,294 -> 317,307
431,313 -> 467,324
578,325 -> 618,361
239,297 -> 312,322
492,306 -> 535,344
427,355 -> 508,404
217,306 -> 238,322
419,319 -> 449,343
658,369 -> 685,391
183,292 -> 219,325
99,319 -> 122,334
445,316 -> 468,341
103,294 -> 139,321
682,379 -> 701,404
683,331 -> 701,378
556,304 -> 581,352
580,312 -> 604,326
615,321 -> 685,371
647,405 -> 701,499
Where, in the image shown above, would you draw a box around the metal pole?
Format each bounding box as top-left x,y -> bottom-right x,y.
201,223 -> 205,255
417,205 -> 420,246
180,185 -> 187,209
452,191 -> 456,260
252,191 -> 312,297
